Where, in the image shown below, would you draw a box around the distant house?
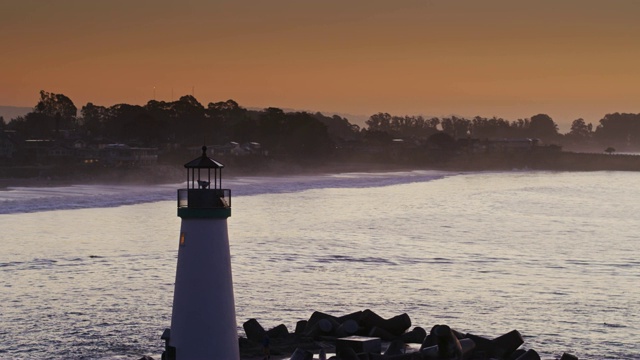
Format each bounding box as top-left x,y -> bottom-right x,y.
23,139 -> 56,164
207,141 -> 266,156
73,139 -> 87,149
100,144 -> 158,166
236,142 -> 264,156
207,141 -> 240,155
46,143 -> 75,163
487,138 -> 540,151
76,147 -> 101,165
455,137 -> 564,154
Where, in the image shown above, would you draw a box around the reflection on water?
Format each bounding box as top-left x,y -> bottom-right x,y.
1,171 -> 639,359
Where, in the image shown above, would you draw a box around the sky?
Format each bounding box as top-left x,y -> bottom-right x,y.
1,0 -> 639,130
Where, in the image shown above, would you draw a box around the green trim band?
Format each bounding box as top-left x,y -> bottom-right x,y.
178,208 -> 231,219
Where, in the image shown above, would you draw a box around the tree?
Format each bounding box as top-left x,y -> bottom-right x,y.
34,90 -> 78,132
366,113 -> 439,140
206,99 -> 251,143
568,118 -> 593,139
594,113 -> 640,149
528,114 -> 558,140
441,116 -> 471,138
170,95 -> 206,144
6,112 -> 54,138
312,113 -> 361,142
366,113 -> 393,133
228,117 -> 257,143
282,112 -> 333,159
604,147 -> 616,154
254,109 -> 333,159
257,107 -> 287,151
472,116 -> 513,138
103,104 -> 147,140
80,102 -> 109,136
208,99 -> 242,113
124,112 -> 168,146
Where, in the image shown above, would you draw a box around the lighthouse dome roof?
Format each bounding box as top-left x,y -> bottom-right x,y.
184,146 -> 225,169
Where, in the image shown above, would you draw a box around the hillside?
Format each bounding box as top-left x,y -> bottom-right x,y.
0,106 -> 31,121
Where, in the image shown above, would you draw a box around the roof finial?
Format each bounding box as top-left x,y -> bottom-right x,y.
202,145 -> 207,156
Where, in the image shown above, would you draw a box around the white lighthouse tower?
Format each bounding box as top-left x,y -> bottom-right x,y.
162,146 -> 239,360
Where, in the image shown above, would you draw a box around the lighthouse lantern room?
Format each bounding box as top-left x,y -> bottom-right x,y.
163,146 -> 239,360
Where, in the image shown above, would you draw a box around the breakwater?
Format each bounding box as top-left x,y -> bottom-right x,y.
236,310 -> 579,360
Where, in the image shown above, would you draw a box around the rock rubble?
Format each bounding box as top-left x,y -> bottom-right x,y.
238,309 -> 581,360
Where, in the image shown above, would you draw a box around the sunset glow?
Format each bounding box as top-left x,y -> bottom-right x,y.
1,0 -> 639,128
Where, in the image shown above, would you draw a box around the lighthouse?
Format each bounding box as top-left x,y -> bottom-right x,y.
162,146 -> 239,360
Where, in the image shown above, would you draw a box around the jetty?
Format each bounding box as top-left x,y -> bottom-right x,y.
233,309 -> 581,360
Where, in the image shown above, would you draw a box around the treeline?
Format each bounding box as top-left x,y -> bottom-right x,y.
1,91 -> 361,161
3,90 -> 640,158
365,112 -> 640,152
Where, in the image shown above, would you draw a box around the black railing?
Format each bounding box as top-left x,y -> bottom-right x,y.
177,188 -> 231,209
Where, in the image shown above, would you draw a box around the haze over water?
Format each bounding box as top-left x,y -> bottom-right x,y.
1,171 -> 638,359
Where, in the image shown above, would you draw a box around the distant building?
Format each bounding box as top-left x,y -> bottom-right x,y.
100,144 -> 158,166
46,143 -> 75,163
23,139 -> 56,164
457,137 -> 561,153
207,141 -> 266,156
487,138 -> 540,151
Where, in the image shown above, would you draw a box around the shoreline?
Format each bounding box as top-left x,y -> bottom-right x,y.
3,150 -> 640,190
0,161 -> 430,190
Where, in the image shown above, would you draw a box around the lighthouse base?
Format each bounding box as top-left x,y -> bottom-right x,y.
161,328 -> 176,360
168,217 -> 239,360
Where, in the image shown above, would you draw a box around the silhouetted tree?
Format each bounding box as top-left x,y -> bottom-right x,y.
144,100 -> 175,141
35,90 -> 77,119
472,116 -> 513,138
257,107 -> 287,152
366,112 -> 439,139
511,118 -> 530,131
254,109 -> 332,159
103,104 -> 147,141
208,99 -> 242,113
170,95 -> 206,144
441,116 -> 471,139
568,118 -> 593,139
283,112 -> 333,160
207,99 -> 252,143
528,114 -> 558,140
80,102 -> 109,136
35,90 -> 78,133
7,90 -> 79,138
124,112 -> 168,146
595,113 -> 640,149
366,113 -> 394,134
312,113 -> 361,142
395,115 -> 439,138
8,112 -> 55,138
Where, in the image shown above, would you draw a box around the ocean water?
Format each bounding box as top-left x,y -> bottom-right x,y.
0,170 -> 638,359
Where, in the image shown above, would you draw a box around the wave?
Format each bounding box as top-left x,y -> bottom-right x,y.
0,170 -> 454,215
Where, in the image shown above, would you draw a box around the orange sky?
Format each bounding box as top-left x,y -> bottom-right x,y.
1,0 -> 639,129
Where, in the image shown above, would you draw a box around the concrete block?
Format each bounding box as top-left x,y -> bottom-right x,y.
337,335 -> 382,355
